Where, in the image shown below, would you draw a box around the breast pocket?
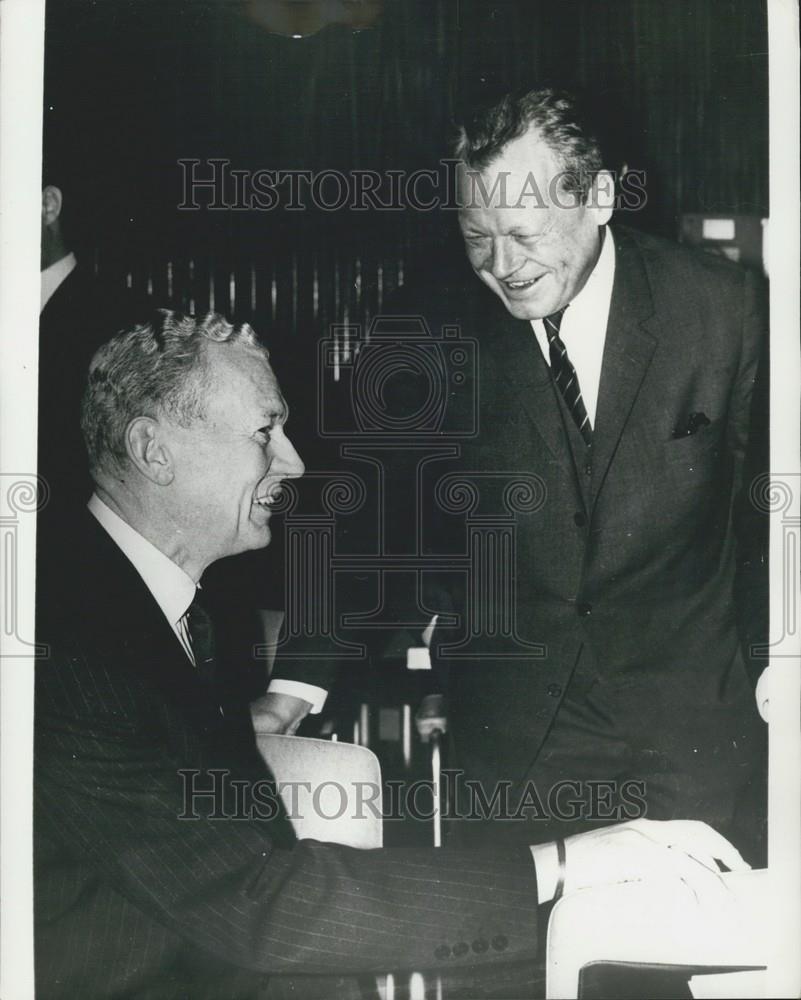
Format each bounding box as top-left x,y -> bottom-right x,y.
662,420 -> 725,487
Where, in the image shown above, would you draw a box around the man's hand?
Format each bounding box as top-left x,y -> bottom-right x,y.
250,692 -> 313,735
415,693 -> 447,743
532,819 -> 751,905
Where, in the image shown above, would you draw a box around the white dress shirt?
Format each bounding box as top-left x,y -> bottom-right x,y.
530,226 -> 616,427
88,494 -> 326,710
40,251 -> 77,312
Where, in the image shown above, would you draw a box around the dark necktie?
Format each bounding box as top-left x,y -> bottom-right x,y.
185,591 -> 217,685
544,308 -> 593,446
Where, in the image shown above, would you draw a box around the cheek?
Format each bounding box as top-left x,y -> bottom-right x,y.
465,248 -> 487,271
542,240 -> 577,283
556,220 -> 596,272
554,252 -> 574,278
241,452 -> 271,499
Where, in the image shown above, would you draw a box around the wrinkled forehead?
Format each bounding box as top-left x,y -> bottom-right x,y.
457,130 -> 562,214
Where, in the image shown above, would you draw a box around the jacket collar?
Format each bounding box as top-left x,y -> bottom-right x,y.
478,225 -> 659,507
589,226 -> 658,507
41,511 -> 205,701
88,493 -> 197,635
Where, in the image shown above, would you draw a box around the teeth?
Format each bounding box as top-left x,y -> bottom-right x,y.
507,278 -> 537,289
255,486 -> 284,507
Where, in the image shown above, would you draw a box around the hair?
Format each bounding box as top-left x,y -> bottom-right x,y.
41,108 -> 81,245
81,309 -> 268,478
452,87 -> 604,203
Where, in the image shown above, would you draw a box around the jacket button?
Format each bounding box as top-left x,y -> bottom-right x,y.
434,944 -> 451,960
577,602 -> 592,616
573,512 -> 587,527
453,942 -> 469,957
472,938 -> 489,954
492,935 -> 509,952
584,461 -> 592,476
547,683 -> 562,698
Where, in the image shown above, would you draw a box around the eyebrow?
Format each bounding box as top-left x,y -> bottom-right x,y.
461,227 -> 542,239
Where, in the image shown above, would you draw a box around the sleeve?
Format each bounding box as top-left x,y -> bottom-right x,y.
266,678 -> 328,713
269,648 -> 338,693
729,269 -> 769,688
35,648 -> 540,979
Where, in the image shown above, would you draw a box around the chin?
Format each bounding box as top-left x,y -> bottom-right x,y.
227,526 -> 272,558
501,296 -> 548,321
247,526 -> 272,550
491,283 -> 557,321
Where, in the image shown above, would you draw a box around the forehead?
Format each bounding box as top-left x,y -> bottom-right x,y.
204,341 -> 286,423
458,129 -> 561,224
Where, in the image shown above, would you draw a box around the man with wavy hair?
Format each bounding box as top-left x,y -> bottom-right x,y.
415,86 -> 768,855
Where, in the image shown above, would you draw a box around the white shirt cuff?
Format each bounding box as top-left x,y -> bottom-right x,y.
529,841 -> 560,903
754,666 -> 770,722
266,679 -> 328,714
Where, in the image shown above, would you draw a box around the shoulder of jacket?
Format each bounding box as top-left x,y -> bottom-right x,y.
613,223 -> 750,293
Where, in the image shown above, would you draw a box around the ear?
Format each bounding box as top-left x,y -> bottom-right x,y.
125,417 -> 175,485
41,185 -> 63,227
587,170 -> 615,226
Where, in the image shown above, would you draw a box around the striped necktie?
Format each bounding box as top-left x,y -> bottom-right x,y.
185,591 -> 217,685
544,308 -> 593,446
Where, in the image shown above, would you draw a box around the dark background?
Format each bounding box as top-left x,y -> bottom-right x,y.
43,0 -> 769,586
44,0 -> 769,466
44,0 -> 768,330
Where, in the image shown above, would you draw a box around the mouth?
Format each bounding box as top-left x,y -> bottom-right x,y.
253,484 -> 283,510
503,274 -> 545,292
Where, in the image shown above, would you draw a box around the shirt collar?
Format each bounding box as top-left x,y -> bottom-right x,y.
565,225 -> 616,322
88,493 -> 198,627
40,251 -> 77,312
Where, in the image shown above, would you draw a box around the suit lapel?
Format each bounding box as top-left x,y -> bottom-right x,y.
590,229 -> 659,507
486,305 -> 581,490
81,514 -> 226,734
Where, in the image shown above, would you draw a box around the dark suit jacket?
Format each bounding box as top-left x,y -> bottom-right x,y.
383,225 -> 768,847
34,512 -> 540,999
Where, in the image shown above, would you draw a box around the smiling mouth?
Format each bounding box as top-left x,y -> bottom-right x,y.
503,275 -> 545,291
253,486 -> 282,509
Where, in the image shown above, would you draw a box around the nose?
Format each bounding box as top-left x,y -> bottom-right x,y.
488,236 -> 520,280
269,426 -> 305,479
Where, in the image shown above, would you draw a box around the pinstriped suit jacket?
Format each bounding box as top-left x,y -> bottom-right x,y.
34,513 -> 540,999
